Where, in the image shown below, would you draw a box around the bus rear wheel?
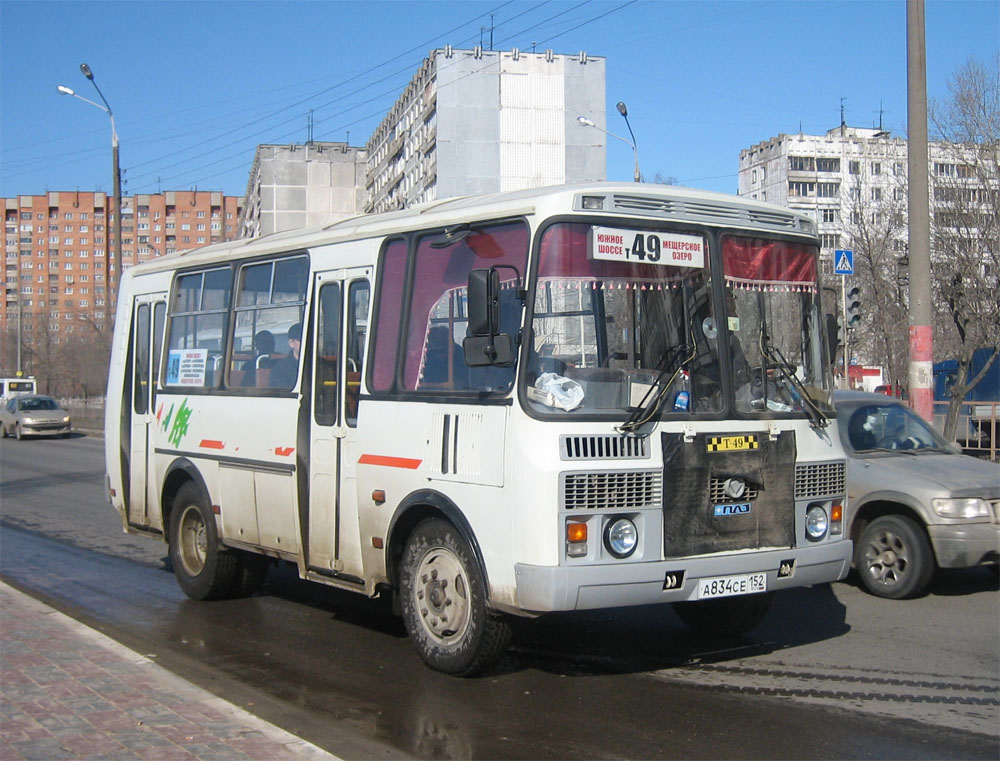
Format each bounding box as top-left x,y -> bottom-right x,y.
673,592 -> 774,636
169,482 -> 237,600
399,518 -> 511,676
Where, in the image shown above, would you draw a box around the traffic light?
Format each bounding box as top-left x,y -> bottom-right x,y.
845,286 -> 861,328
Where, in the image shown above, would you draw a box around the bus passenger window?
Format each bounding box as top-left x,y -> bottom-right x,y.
165,267 -> 232,389
229,255 -> 308,391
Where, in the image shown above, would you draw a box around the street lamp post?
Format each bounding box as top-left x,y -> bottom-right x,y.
615,102 -> 641,183
577,113 -> 641,182
57,63 -> 121,328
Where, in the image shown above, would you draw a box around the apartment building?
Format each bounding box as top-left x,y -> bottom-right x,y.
738,125 -> 993,275
365,46 -> 606,214
2,190 -> 241,360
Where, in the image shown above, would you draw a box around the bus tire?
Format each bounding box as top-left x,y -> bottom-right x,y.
169,482 -> 237,600
399,518 -> 511,676
673,591 -> 774,636
856,515 -> 934,599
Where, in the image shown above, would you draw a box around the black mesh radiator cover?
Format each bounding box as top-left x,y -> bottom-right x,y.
661,431 -> 797,558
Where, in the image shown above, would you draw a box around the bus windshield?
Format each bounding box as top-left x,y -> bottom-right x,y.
723,236 -> 832,418
523,223 -> 831,422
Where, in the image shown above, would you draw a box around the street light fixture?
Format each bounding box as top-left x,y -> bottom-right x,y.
577,111 -> 641,183
57,63 -> 122,327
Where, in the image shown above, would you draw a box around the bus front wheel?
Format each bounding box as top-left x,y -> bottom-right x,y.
399,518 -> 511,676
169,482 -> 237,600
673,592 -> 774,636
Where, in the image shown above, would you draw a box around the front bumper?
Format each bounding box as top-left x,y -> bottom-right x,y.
514,540 -> 852,613
21,422 -> 71,437
927,523 -> 1000,568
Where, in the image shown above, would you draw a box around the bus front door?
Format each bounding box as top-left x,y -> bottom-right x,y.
307,269 -> 370,582
128,297 -> 166,529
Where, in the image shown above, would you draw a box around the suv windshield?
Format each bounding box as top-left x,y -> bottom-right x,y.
523,223 -> 831,426
840,402 -> 948,453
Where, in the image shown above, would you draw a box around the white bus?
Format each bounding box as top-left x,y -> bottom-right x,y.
0,377 -> 36,401
106,183 -> 851,675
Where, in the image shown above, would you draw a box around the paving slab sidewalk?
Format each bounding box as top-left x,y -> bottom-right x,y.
0,581 -> 341,761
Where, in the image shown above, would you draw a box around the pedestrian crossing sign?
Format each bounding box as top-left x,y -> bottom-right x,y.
834,249 -> 854,275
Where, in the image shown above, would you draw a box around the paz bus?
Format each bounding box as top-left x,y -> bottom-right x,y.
105,183 -> 851,675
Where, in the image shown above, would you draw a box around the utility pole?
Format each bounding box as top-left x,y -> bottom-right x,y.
906,0 -> 933,420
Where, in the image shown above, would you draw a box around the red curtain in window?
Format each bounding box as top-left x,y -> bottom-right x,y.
722,237 -> 818,292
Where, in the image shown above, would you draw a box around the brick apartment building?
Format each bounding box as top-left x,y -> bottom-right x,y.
2,190 -> 241,374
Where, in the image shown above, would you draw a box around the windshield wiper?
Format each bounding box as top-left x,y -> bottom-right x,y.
758,328 -> 829,428
617,342 -> 695,435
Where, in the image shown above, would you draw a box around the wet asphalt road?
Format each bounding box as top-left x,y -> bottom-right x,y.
1,434 -> 998,759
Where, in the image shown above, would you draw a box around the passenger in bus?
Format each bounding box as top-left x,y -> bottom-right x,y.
243,330 -> 275,386
268,323 -> 301,388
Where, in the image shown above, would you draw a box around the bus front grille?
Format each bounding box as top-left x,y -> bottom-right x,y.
794,461 -> 846,499
561,470 -> 662,511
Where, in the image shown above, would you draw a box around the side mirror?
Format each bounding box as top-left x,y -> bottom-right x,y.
467,268 -> 500,337
463,334 -> 515,367
464,268 -> 515,367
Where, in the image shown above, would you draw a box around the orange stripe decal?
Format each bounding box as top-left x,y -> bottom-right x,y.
275,447 -> 294,457
358,454 -> 422,469
200,439 -> 225,450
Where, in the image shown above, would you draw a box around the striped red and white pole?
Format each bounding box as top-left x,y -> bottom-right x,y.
909,324 -> 934,421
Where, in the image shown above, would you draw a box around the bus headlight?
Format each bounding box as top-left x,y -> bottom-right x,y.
805,505 -> 829,541
604,517 -> 638,558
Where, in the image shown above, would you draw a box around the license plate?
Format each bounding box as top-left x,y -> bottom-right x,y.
697,572 -> 767,599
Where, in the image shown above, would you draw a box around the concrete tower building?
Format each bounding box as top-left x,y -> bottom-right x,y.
365,46 -> 606,214
239,142 -> 367,238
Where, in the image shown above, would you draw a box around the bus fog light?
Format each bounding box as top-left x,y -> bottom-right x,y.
805,505 -> 829,541
566,542 -> 588,558
604,517 -> 638,558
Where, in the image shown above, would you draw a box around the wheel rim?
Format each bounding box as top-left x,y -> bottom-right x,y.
177,504 -> 208,577
412,545 -> 472,646
863,527 -> 910,588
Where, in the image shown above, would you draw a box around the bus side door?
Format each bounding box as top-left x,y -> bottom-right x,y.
308,269 -> 370,580
128,296 -> 166,528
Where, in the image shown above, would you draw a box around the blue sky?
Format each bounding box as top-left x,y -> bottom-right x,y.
1,0 -> 996,199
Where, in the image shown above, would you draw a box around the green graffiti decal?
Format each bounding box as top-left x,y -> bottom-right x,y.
167,398 -> 192,447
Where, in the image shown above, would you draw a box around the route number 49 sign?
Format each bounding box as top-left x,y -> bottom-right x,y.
592,226 -> 705,268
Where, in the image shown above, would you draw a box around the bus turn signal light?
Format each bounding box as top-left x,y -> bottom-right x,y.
830,503 -> 843,535
566,521 -> 588,558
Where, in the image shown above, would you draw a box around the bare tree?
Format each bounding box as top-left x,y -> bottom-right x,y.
929,54 -> 1000,440
842,163 -> 910,387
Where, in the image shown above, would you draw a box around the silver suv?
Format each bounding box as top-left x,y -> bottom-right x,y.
835,390 -> 999,598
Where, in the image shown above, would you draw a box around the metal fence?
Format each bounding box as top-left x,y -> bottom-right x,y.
933,401 -> 998,462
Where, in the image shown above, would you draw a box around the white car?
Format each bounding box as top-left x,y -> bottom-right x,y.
835,390 -> 999,598
0,394 -> 72,439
